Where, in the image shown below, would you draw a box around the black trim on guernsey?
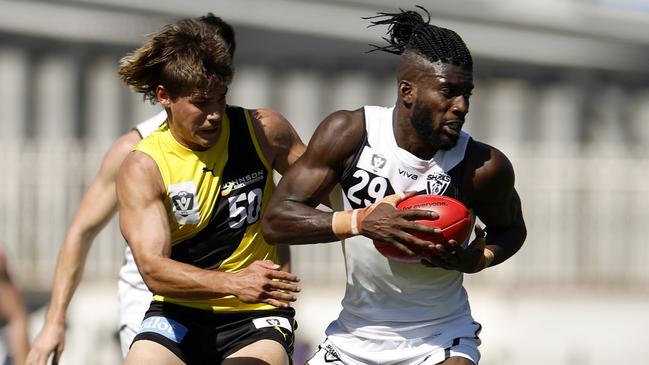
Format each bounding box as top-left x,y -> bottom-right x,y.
132,127 -> 144,139
443,337 -> 463,359
170,106 -> 270,269
338,113 -> 476,209
473,321 -> 482,338
340,127 -> 368,183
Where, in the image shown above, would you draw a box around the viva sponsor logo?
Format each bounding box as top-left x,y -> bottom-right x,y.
398,168 -> 418,180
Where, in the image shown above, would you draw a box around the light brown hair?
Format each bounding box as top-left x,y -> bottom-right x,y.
118,18 -> 234,103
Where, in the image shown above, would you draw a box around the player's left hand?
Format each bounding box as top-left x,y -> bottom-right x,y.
421,225 -> 490,273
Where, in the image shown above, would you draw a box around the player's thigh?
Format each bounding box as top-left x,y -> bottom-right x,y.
222,339 -> 289,365
437,356 -> 475,365
124,339 -> 186,365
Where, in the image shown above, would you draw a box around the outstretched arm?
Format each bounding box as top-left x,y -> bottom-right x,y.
117,151 -> 300,307
26,130 -> 141,365
0,248 -> 30,365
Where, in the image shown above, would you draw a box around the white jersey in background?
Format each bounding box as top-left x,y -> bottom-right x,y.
116,110 -> 167,356
310,106 -> 481,365
0,327 -> 7,365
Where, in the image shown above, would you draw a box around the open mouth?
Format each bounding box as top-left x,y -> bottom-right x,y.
444,121 -> 463,136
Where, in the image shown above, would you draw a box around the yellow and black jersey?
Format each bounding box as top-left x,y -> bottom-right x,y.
134,105 -> 277,312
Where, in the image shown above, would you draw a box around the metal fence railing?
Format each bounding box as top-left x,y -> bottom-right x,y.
2,141 -> 648,291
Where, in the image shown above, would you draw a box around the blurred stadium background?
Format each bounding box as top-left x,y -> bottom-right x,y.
1,0 -> 648,364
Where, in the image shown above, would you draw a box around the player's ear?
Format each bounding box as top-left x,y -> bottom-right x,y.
156,85 -> 172,107
399,80 -> 415,107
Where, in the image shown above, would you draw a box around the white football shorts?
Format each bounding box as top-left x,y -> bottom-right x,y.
307,317 -> 481,365
117,279 -> 153,358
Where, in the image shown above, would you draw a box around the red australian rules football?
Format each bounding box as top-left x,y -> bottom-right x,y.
374,194 -> 473,263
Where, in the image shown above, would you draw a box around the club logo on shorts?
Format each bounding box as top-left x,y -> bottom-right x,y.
252,316 -> 292,332
324,343 -> 342,362
169,181 -> 200,224
426,172 -> 451,195
138,316 -> 188,343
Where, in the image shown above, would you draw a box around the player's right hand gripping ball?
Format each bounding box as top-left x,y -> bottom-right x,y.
374,194 -> 473,263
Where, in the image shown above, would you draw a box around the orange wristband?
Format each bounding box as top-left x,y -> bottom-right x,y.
330,193 -> 407,239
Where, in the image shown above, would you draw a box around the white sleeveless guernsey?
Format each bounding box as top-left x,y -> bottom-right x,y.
331,105 -> 476,341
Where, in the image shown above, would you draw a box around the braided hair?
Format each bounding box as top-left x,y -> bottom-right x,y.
365,6 -> 473,70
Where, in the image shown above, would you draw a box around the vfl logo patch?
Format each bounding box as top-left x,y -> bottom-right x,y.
426,172 -> 451,195
371,154 -> 387,170
356,147 -> 390,178
138,316 -> 188,343
171,191 -> 194,215
169,181 -> 200,224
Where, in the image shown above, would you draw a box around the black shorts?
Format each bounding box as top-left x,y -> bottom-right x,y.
132,301 -> 297,364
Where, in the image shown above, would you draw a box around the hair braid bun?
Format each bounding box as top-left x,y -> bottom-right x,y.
364,6 -> 431,55
389,10 -> 425,47
364,5 -> 473,71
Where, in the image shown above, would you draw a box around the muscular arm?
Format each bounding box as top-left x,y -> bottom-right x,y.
252,108 -> 306,269
425,143 -> 527,272
252,108 -> 305,176
0,249 -> 29,365
262,110 -> 364,244
45,131 -> 139,325
262,109 -> 438,252
117,151 -> 299,306
27,130 -> 141,365
470,145 -> 527,267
